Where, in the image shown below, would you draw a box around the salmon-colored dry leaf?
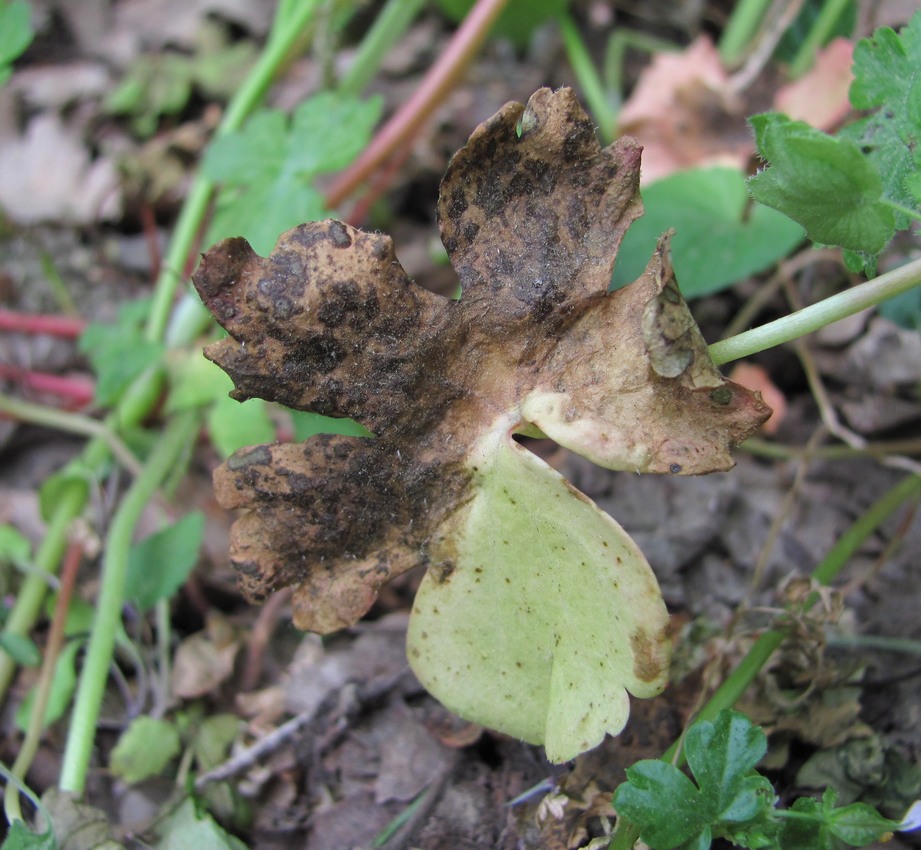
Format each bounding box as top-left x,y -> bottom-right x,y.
194,88 -> 770,760
616,37 -> 751,182
774,38 -> 854,131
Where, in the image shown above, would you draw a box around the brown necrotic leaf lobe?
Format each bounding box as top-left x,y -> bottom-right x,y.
194,87 -> 770,635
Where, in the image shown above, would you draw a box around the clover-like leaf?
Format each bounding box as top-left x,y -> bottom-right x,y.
193,88 -> 770,758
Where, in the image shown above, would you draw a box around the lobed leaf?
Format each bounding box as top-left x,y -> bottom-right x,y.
194,89 -> 770,758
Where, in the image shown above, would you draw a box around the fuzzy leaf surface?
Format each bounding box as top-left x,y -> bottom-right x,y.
193,89 -> 770,758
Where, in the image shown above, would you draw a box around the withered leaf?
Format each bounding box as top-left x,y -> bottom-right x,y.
194,88 -> 770,759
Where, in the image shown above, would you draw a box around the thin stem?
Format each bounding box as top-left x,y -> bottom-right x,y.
143,0 -> 322,344
59,411 -> 201,794
718,0 -> 772,67
708,256 -> 921,366
883,199 -> 921,222
0,484 -> 86,699
0,394 -> 142,477
788,0 -> 853,78
325,0 -> 511,210
337,0 -> 426,97
558,12 -> 615,143
4,540 -> 82,822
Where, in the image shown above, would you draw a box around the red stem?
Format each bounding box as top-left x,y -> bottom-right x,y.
0,310 -> 86,339
0,365 -> 95,408
324,0 -> 510,210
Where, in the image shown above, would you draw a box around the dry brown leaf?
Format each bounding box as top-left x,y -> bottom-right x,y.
195,88 -> 768,633
194,88 -> 769,758
616,37 -> 751,182
774,38 -> 855,131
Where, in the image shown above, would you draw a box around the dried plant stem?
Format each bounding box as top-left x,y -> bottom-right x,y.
324,0 -> 510,210
4,541 -> 83,823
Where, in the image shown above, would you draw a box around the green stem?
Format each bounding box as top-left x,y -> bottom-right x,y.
0,394 -> 142,477
0,484 -> 85,700
337,0 -> 426,97
558,12 -> 615,143
788,0 -> 852,78
58,411 -> 201,794
610,473 -> 921,849
883,199 -> 921,223
718,0 -> 772,66
708,257 -> 921,366
143,0 -> 323,344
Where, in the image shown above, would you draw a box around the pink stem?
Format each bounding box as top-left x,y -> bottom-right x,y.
0,309 -> 86,339
324,0 -> 510,210
0,365 -> 95,408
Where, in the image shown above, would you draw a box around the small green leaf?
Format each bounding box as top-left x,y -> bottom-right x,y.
38,461 -> 93,523
166,351 -> 234,413
748,113 -> 895,253
0,821 -> 56,850
125,513 -> 205,612
109,716 -> 181,784
79,299 -> 165,406
288,410 -> 373,441
0,633 -> 41,668
685,710 -> 774,825
842,12 -> 921,230
154,798 -> 249,850
203,92 -> 382,255
207,395 -> 276,458
0,524 -> 32,568
189,713 -> 241,770
614,760 -> 710,849
15,640 -> 82,731
0,1 -> 33,74
613,167 -> 804,297
827,801 -> 900,845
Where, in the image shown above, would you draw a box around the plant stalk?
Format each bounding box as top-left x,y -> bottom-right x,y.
324,0 -> 510,210
59,411 -> 201,794
708,257 -> 921,366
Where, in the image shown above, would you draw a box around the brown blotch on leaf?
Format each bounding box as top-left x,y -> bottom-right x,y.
194,87 -> 770,633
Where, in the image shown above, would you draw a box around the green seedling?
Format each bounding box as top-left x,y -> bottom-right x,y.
105,20 -> 257,137
193,88 -> 769,762
202,91 -> 382,256
614,710 -> 908,850
750,12 -> 921,278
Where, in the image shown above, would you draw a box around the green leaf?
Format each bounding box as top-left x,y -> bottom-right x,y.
288,410 -> 373,441
684,710 -> 774,826
0,1 -> 33,74
78,299 -> 165,406
613,167 -> 804,297
207,394 -> 276,458
166,351 -> 234,413
748,113 -> 895,253
0,821 -> 56,850
15,639 -> 82,731
109,716 -> 181,784
844,12 -> 921,226
155,798 -> 249,850
38,461 -> 93,523
828,801 -> 900,846
125,512 -> 205,612
614,711 -> 776,850
0,524 -> 32,568
0,633 -> 41,668
614,760 -> 710,849
407,430 -> 670,764
203,92 -> 382,255
189,713 -> 241,770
